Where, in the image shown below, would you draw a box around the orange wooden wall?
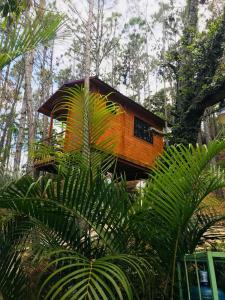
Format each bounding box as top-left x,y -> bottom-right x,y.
63,100 -> 164,169
101,105 -> 164,168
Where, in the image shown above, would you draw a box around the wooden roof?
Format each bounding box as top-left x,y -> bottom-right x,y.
38,76 -> 165,127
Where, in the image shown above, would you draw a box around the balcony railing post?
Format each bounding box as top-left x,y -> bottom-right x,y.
48,112 -> 54,144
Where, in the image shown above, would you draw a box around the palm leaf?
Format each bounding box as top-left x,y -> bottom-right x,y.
0,216 -> 32,299
134,140 -> 225,297
0,168 -> 129,254
145,142 -> 225,231
0,12 -> 64,70
38,251 -> 150,300
52,87 -> 123,173
0,168 -> 150,299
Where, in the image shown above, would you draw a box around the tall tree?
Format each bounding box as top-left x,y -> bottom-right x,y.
66,0 -> 122,80
167,1 -> 225,145
120,17 -> 150,103
0,0 -> 64,173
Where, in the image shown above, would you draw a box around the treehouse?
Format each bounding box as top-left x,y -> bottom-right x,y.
35,77 -> 165,180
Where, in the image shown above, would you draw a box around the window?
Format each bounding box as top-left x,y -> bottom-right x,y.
134,117 -> 153,143
106,100 -> 117,114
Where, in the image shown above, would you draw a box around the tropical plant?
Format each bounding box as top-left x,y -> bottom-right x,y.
2,137 -> 225,299
0,166 -> 150,299
128,140 -> 225,299
0,216 -> 32,300
0,8 -> 64,71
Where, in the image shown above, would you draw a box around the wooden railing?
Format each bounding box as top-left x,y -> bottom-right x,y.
40,130 -> 66,147
33,131 -> 66,166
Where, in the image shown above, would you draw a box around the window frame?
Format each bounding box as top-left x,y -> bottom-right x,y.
133,116 -> 153,144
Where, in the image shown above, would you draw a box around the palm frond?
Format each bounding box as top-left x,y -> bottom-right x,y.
145,141 -> 225,232
133,140 -> 225,296
0,12 -> 64,70
0,168 -> 129,254
38,251 -> 150,300
53,87 -> 123,173
0,216 -> 32,299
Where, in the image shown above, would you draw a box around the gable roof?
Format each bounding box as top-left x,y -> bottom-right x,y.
38,76 -> 165,127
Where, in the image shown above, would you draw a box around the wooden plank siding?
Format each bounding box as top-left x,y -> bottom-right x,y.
63,96 -> 164,169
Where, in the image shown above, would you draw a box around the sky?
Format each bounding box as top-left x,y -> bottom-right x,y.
52,0 -> 211,98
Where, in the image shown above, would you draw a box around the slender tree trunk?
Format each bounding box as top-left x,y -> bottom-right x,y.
43,43 -> 54,140
0,64 -> 11,112
24,50 -> 35,172
0,63 -> 11,149
23,3 -> 35,173
111,17 -> 118,87
1,72 -> 23,171
84,0 -> 94,90
83,0 -> 94,164
203,109 -> 212,145
0,116 -> 9,152
14,95 -> 26,173
95,0 -> 100,76
38,45 -> 48,139
2,118 -> 14,168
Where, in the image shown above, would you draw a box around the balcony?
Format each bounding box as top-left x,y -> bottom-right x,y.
33,131 -> 65,171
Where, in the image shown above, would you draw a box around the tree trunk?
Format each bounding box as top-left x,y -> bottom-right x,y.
203,109 -> 212,145
14,94 -> 26,173
0,64 -> 10,111
1,71 -> 23,171
23,3 -> 35,173
83,0 -> 94,164
84,0 -> 94,90
24,50 -> 35,172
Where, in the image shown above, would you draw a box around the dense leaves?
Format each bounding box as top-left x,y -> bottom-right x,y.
1,140 -> 225,299
0,216 -> 32,299
169,4 -> 225,144
0,166 -> 151,299
0,12 -> 64,70
39,252 -> 149,300
130,140 -> 225,298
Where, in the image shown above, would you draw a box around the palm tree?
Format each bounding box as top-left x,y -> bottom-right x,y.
1,70 -> 225,298
1,140 -> 225,299
129,140 -> 225,299
0,167 -> 150,299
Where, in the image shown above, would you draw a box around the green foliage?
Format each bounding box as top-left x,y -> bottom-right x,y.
39,252 -> 149,300
130,140 -> 225,298
54,67 -> 73,87
143,88 -> 173,122
0,12 -> 64,70
0,216 -> 32,299
1,140 -> 225,299
120,16 -> 150,101
165,3 -> 225,145
0,0 -> 26,19
0,166 -> 150,299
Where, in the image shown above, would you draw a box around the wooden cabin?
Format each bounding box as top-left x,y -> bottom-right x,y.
36,77 -> 165,179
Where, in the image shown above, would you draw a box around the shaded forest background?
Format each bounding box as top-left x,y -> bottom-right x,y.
0,0 -> 224,174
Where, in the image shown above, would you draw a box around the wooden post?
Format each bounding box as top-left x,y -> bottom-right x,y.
48,112 -> 53,144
